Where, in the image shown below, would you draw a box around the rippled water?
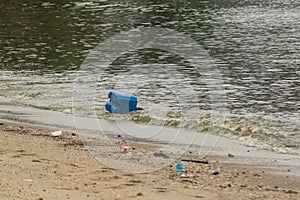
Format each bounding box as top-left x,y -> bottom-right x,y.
0,0 -> 299,154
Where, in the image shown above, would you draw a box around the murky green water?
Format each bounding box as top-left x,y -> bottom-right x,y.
0,0 -> 299,154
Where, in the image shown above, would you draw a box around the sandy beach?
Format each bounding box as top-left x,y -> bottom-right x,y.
1,0 -> 300,199
0,123 -> 299,200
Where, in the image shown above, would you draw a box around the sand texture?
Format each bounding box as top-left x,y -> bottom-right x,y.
0,123 -> 299,200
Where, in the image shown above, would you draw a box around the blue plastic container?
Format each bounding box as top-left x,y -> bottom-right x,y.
175,163 -> 184,175
105,91 -> 138,113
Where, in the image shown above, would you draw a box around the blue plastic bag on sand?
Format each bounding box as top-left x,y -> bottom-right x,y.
105,91 -> 138,113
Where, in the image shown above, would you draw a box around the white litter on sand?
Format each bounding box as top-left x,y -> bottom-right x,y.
51,130 -> 62,137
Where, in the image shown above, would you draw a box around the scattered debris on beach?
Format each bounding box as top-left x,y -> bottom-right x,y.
1,123 -> 299,200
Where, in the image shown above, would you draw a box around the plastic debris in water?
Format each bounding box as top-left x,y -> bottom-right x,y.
51,130 -> 62,137
105,91 -> 138,114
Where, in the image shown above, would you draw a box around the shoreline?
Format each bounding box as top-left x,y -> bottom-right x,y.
1,95 -> 299,156
0,122 -> 299,200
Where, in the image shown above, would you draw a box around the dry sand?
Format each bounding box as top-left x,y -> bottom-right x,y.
0,123 -> 299,200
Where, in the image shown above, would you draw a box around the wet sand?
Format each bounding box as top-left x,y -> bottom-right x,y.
0,123 -> 299,200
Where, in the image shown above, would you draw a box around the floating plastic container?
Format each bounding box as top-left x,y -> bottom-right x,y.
105,91 -> 138,113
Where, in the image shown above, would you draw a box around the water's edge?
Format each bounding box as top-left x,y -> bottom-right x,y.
1,96 -> 299,176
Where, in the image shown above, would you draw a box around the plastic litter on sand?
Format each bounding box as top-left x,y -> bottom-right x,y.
51,130 -> 62,137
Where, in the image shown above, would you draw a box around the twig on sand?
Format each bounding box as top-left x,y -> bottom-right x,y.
181,159 -> 209,164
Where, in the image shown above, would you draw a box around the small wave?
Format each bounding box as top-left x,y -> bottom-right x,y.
96,110 -> 300,155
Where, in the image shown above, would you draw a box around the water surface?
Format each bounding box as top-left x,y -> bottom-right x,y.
0,0 -> 299,154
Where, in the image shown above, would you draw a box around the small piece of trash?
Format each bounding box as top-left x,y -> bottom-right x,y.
240,183 -> 247,188
180,174 -> 187,178
23,179 -> 33,182
51,130 -> 62,137
211,170 -> 220,175
122,146 -> 128,152
175,163 -> 184,175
